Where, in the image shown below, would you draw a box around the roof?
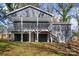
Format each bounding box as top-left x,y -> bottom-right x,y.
6,5 -> 53,17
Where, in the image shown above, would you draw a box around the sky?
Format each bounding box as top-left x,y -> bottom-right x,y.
0,3 -> 78,32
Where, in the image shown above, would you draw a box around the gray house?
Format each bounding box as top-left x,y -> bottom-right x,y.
6,5 -> 72,43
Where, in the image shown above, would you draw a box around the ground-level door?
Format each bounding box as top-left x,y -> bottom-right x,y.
14,34 -> 29,41
23,34 -> 29,41
39,31 -> 48,42
14,34 -> 21,41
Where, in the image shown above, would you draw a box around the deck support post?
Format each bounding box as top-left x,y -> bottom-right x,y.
36,14 -> 39,42
50,34 -> 53,43
21,33 -> 23,42
50,17 -> 53,43
12,34 -> 14,41
47,33 -> 50,43
36,30 -> 39,42
29,30 -> 31,42
21,16 -> 23,42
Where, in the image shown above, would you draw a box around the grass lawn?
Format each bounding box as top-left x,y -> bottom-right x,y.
0,41 -> 64,56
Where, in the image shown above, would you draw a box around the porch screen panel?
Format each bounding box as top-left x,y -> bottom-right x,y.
23,22 -> 50,30
23,23 -> 37,30
38,23 -> 50,29
52,24 -> 71,42
14,23 -> 21,31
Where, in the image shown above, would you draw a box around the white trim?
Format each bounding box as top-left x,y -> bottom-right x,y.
24,29 -> 49,31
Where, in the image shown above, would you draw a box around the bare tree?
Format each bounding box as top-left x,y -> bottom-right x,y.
54,3 -> 73,22
6,3 -> 39,12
